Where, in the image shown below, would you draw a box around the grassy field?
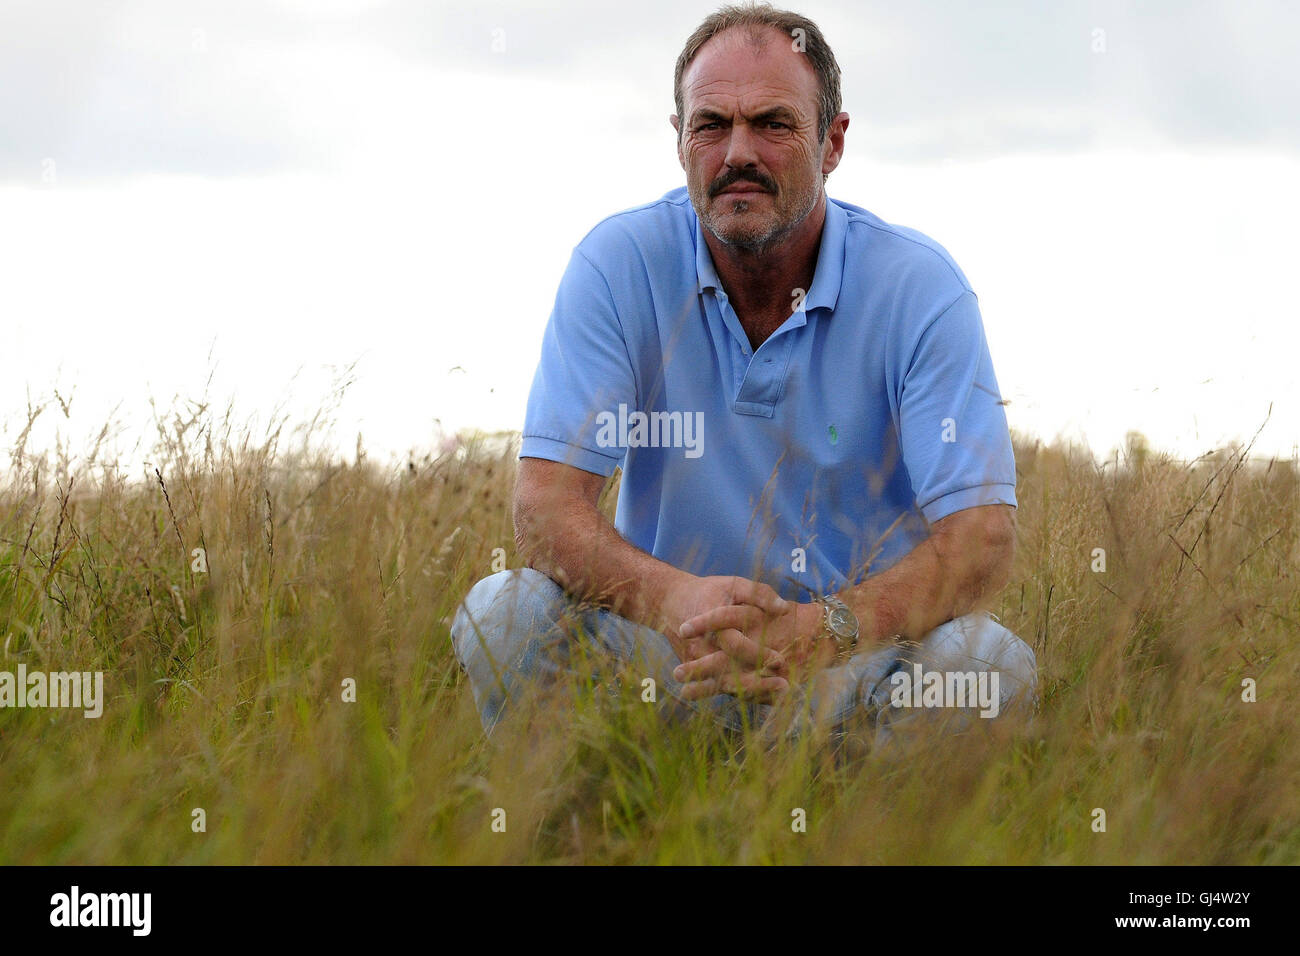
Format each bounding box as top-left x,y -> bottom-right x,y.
1,403 -> 1297,865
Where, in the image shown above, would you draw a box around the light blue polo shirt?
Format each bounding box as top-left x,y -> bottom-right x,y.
520,186 -> 1016,599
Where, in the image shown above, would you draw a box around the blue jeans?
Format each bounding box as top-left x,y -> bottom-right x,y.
450,568 -> 1038,743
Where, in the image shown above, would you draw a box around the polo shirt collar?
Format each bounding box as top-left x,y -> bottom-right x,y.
693,193 -> 847,314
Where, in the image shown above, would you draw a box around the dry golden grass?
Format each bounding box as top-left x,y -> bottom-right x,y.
0,398 -> 1296,864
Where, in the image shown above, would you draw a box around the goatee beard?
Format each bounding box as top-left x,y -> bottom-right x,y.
701,186 -> 819,256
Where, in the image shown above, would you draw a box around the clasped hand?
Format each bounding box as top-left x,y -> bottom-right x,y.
664,576 -> 829,703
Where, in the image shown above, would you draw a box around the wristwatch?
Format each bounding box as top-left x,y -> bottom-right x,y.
816,595 -> 859,660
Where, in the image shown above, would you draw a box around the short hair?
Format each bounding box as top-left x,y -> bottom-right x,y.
674,2 -> 842,144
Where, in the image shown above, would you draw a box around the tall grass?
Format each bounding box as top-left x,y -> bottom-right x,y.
0,397 -> 1296,864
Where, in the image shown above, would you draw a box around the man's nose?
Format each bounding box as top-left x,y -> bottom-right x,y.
722,122 -> 762,174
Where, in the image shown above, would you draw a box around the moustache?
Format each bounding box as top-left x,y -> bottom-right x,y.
709,173 -> 775,197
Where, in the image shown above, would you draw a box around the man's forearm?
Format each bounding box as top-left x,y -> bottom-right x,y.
836,507 -> 1015,646
514,487 -> 689,637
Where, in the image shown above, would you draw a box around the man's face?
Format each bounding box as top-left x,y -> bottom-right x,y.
675,26 -> 827,254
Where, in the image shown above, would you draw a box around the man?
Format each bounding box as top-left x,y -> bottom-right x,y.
451,2 -> 1037,743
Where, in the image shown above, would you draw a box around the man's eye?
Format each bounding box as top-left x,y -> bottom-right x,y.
767,122 -> 788,130
698,123 -> 721,131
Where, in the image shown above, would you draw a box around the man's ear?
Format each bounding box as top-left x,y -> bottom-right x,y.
820,111 -> 849,180
670,114 -> 684,169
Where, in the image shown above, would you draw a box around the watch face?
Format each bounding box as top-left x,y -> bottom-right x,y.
828,606 -> 857,639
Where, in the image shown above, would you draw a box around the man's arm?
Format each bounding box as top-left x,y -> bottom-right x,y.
834,503 -> 1017,646
672,502 -> 1017,693
513,456 -> 793,679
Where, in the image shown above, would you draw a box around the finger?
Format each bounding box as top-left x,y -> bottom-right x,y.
673,650 -> 732,683
679,604 -> 764,640
675,629 -> 787,681
683,635 -> 716,661
680,671 -> 789,702
678,677 -> 722,701
722,672 -> 789,700
715,627 -> 786,672
728,578 -> 793,615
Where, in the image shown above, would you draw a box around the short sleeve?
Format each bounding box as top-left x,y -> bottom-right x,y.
898,291 -> 1018,524
519,248 -> 638,477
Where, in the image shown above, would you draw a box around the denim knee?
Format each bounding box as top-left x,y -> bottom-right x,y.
969,612 -> 1038,711
450,568 -> 581,732
450,567 -> 566,668
893,610 -> 1038,716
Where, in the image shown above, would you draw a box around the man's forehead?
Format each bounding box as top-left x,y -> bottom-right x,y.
681,26 -> 818,112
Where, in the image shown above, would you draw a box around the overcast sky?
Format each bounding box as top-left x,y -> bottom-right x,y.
3,0 -> 1298,471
